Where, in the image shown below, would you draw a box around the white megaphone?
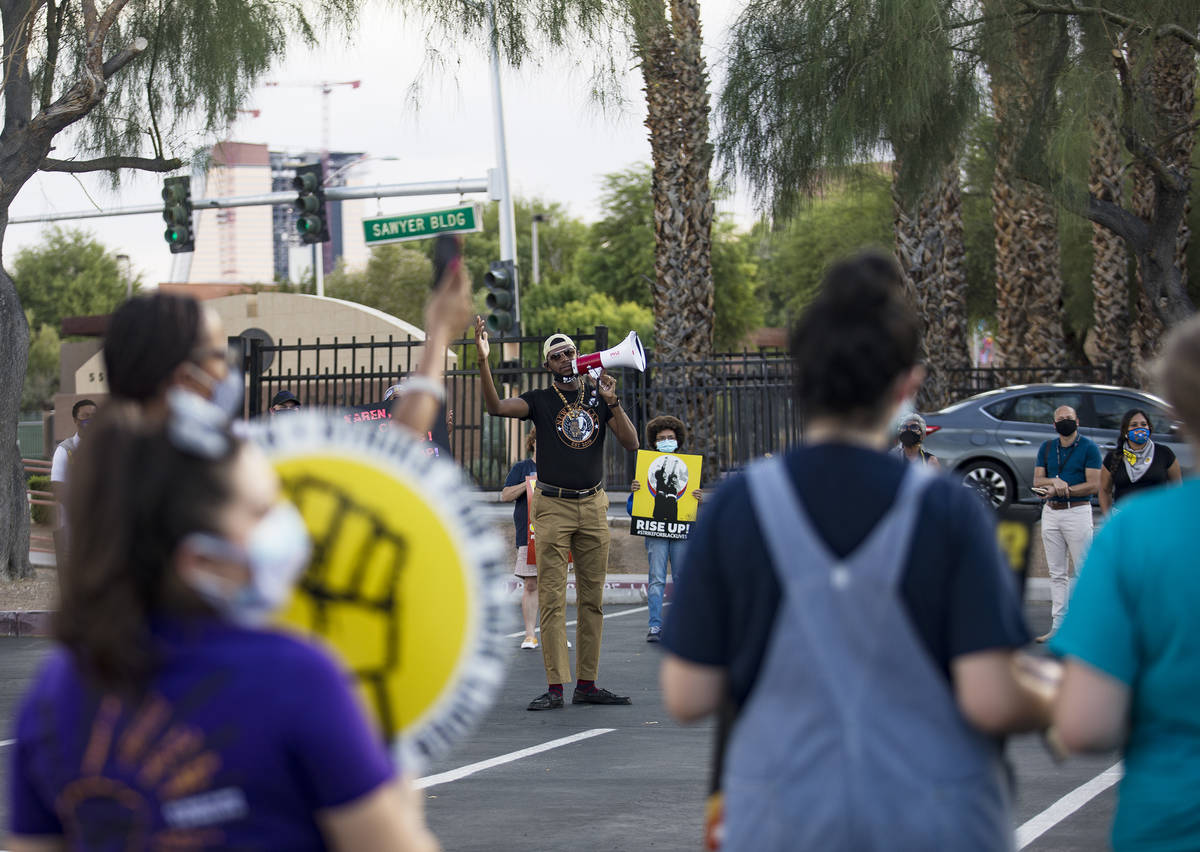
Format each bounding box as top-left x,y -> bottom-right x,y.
572,331 -> 647,375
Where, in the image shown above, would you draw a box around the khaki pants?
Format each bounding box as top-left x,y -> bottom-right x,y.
533,489 -> 609,684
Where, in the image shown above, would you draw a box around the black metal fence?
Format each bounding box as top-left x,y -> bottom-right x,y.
942,365 -> 1114,402
235,329 -> 1114,490
236,328 -> 799,490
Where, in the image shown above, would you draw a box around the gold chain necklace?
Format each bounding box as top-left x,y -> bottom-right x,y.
551,379 -> 584,410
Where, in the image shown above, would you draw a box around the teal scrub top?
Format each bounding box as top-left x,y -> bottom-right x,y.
1051,478 -> 1200,852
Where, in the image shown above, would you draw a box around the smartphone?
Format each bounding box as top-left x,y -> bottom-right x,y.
432,234 -> 461,289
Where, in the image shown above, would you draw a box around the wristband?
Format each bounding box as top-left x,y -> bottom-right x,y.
395,375 -> 447,403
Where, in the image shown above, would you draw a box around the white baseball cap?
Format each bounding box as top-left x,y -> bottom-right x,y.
542,333 -> 576,360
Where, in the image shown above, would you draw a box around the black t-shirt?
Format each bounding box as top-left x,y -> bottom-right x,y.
519,385 -> 613,490
662,444 -> 1030,707
1104,443 -> 1176,503
504,458 -> 538,546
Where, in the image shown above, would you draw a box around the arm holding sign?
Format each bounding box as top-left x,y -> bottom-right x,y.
391,243 -> 473,438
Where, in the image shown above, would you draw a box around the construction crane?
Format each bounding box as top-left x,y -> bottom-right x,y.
264,79 -> 361,159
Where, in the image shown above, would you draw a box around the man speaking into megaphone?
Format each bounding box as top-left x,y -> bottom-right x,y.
475,317 -> 640,711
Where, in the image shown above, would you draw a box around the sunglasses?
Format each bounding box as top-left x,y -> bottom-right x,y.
547,348 -> 576,362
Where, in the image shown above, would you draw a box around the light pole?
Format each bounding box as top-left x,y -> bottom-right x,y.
531,213 -> 548,285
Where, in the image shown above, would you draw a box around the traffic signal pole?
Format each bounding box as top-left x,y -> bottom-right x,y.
6,178 -> 491,225
488,0 -> 520,333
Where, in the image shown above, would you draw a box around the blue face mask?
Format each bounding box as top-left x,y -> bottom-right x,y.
1127,427 -> 1150,445
182,502 -> 312,627
656,439 -> 678,453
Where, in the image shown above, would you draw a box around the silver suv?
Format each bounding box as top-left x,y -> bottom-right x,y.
921,383 -> 1193,509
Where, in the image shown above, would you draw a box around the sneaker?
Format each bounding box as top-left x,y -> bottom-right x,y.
646,627 -> 662,643
527,691 -> 564,711
520,636 -> 538,650
572,686 -> 632,706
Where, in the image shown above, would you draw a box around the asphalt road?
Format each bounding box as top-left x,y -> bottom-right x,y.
1,603 -> 1119,851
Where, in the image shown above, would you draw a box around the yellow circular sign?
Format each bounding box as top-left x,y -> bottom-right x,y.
251,413 -> 510,771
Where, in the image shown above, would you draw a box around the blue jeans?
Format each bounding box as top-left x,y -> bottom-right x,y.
646,537 -> 687,630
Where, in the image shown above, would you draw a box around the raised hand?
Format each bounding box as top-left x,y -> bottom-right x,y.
474,315 -> 490,361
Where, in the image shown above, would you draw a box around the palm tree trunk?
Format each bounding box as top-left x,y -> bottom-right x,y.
1088,109 -> 1132,386
986,7 -> 1068,372
638,0 -> 717,469
894,160 -> 970,410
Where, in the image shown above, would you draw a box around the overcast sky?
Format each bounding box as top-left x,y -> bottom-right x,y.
5,0 -> 753,287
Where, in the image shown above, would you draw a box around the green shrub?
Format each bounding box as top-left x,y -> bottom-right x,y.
26,474 -> 54,525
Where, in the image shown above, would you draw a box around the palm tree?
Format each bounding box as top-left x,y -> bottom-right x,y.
894,161 -> 970,410
718,0 -> 977,405
1089,108 -> 1133,386
633,0 -> 716,459
984,4 -> 1068,371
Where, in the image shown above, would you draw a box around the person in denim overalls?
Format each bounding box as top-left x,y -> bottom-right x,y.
660,252 -> 1056,851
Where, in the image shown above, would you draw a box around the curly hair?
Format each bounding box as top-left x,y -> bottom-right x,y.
646,415 -> 687,448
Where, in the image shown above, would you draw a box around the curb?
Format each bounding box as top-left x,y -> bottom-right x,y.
0,611 -> 53,637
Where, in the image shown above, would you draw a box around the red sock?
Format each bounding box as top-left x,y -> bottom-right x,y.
548,683 -> 563,697
576,679 -> 596,693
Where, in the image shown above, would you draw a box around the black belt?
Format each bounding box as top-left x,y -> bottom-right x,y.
536,482 -> 602,499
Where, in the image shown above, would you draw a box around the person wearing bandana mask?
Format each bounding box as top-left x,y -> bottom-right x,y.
1032,405 -> 1102,642
475,319 -> 640,711
1098,409 -> 1181,515
627,416 -> 704,642
891,413 -> 940,468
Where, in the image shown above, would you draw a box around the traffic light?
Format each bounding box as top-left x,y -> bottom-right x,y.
293,163 -> 330,244
161,176 -> 194,253
484,260 -> 517,334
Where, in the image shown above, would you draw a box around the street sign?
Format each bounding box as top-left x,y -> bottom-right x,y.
363,204 -> 482,246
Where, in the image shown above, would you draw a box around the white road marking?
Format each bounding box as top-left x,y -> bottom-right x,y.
505,605 -> 649,639
1016,762 -> 1123,849
415,728 -> 615,789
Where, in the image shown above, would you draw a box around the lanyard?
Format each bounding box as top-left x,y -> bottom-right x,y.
1054,440 -> 1078,480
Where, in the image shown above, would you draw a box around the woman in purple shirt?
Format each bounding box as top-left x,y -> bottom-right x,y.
6,408 -> 438,852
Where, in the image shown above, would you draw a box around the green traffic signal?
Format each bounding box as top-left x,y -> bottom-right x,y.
292,163 -> 330,245
161,176 -> 194,254
484,260 -> 517,334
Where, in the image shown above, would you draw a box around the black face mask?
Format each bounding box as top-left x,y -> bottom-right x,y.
1054,419 -> 1077,437
898,430 -> 921,447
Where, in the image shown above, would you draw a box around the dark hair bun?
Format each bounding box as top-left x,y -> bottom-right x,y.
790,251 -> 921,419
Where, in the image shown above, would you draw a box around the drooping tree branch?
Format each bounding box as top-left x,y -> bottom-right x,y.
40,154 -> 182,173
1111,47 -> 1185,191
1017,0 -> 1200,51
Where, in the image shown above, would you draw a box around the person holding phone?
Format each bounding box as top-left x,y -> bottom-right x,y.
1032,405 -> 1102,642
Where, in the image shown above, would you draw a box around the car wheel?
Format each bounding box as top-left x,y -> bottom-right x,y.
959,460 -> 1015,510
